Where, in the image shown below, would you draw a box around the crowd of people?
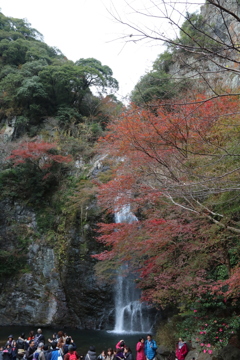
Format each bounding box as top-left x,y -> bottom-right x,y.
0,330 -> 189,360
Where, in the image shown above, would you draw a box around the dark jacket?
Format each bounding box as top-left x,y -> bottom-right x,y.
43,350 -> 52,360
16,339 -> 27,350
11,347 -> 17,360
124,353 -> 133,360
114,352 -> 124,360
85,351 -> 97,360
34,335 -> 45,347
26,346 -> 36,360
63,345 -> 77,356
2,349 -> 12,360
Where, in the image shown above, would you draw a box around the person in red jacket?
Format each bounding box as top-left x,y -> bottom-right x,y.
136,338 -> 145,360
116,341 -> 125,351
175,338 -> 188,360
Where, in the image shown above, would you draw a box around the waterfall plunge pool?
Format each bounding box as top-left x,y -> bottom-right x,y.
0,327 -> 153,356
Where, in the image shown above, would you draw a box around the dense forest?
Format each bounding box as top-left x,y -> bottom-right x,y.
1,0 -> 240,356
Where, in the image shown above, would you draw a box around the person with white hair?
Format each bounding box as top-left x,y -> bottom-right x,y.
34,330 -> 45,348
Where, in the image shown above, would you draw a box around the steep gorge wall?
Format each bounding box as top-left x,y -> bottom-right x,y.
0,154 -> 114,328
169,0 -> 240,92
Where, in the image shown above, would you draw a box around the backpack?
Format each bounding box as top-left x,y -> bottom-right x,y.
69,352 -> 77,360
17,339 -> 25,349
33,352 -> 39,360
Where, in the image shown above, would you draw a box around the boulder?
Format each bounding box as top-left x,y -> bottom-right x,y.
185,349 -> 199,360
183,343 -> 240,360
156,345 -> 172,360
197,353 -> 213,360
217,344 -> 240,360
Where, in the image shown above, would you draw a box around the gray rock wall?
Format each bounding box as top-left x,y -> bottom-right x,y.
0,199 -> 113,328
169,1 -> 240,92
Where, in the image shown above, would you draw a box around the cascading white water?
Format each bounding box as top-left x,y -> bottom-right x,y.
113,205 -> 151,333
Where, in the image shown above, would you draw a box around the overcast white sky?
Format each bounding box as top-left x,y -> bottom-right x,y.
0,0 -> 203,101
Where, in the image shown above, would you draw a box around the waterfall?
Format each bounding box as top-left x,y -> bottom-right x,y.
112,205 -> 152,334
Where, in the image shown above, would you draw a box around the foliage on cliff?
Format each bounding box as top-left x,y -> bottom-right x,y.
0,11 -> 122,286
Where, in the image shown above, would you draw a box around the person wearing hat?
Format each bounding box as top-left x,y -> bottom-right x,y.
5,336 -> 14,348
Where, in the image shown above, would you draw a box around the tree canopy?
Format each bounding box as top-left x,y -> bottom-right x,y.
0,11 -> 119,136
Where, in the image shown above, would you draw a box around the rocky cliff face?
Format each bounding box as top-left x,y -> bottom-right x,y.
0,155 -> 114,328
169,0 -> 240,92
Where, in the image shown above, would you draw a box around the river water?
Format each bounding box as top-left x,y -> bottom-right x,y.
0,327 -> 149,357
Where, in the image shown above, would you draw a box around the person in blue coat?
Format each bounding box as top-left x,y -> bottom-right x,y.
144,335 -> 157,360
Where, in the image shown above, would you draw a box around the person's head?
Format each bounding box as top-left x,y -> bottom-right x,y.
66,338 -> 71,345
124,348 -> 131,354
21,333 -> 25,339
89,346 -> 96,352
101,351 -> 106,356
57,331 -> 64,338
8,336 -> 13,341
139,338 -> 144,343
107,348 -> 113,356
146,335 -> 152,341
29,331 -> 34,338
43,345 -> 48,351
30,340 -> 35,348
12,341 -> 16,347
6,345 -> 11,349
51,343 -> 57,350
38,343 -> 44,350
37,329 -> 42,334
68,345 -> 74,353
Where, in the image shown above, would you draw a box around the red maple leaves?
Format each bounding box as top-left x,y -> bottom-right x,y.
8,141 -> 72,167
94,93 -> 240,305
